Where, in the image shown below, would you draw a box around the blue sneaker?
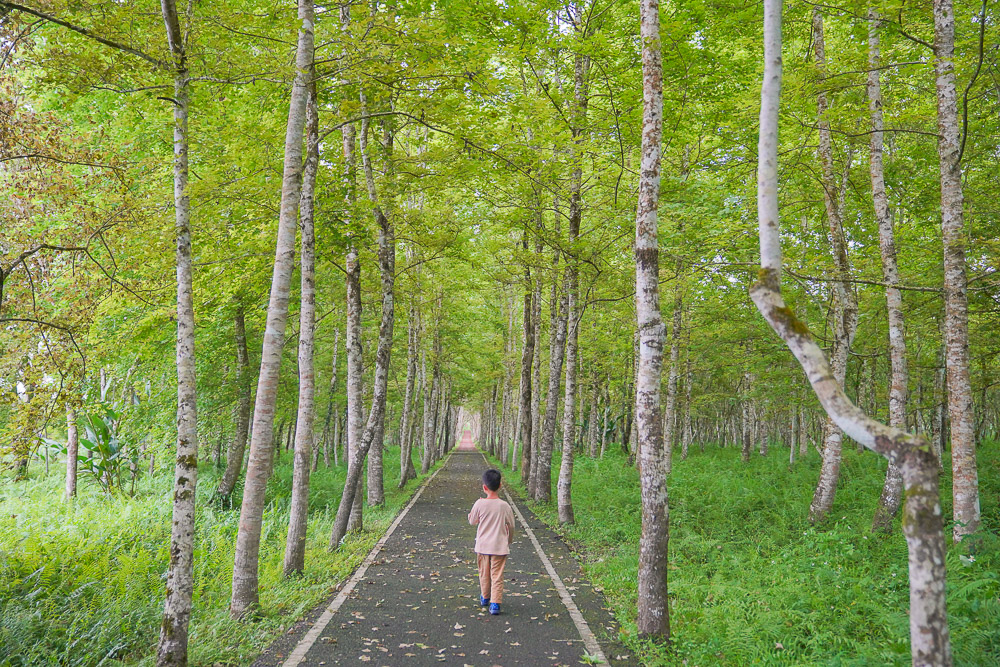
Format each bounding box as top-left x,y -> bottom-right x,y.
489,602 -> 500,615
480,595 -> 490,607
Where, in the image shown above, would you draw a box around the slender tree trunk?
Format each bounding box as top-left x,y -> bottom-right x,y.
934,0 -> 980,542
398,299 -> 419,488
635,0 -> 668,640
663,291 -> 682,472
751,2 -> 952,659
228,0 -> 314,620
329,116 -> 396,547
155,0 -> 200,659
808,7 -> 859,525
535,282 -> 568,503
526,228 -> 544,485
217,306 -> 253,501
321,329 -> 341,469
515,232 -> 535,475
682,348 -> 692,459
284,74 -> 319,577
868,12 -> 906,532
65,407 -> 78,499
741,371 -> 752,463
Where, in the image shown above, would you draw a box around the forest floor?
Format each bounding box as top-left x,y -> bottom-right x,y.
489,441 -> 1000,666
253,448 -> 630,666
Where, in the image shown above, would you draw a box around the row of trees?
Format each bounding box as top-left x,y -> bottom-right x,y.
2,0 -> 997,664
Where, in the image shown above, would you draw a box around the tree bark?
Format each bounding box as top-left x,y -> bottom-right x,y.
934,0 -> 980,542
228,0 -> 314,620
635,0 -> 668,640
329,100 -> 396,548
525,225 -> 544,485
868,11 -> 906,533
515,231 -> 534,475
751,2 -> 952,660
321,328 -> 341,469
65,407 -> 78,499
534,281 -> 568,503
283,73 -> 319,577
155,0 -> 199,660
216,305 -> 252,501
398,295 -> 419,488
808,7 -> 859,525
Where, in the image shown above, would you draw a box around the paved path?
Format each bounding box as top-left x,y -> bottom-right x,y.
255,447 -> 632,666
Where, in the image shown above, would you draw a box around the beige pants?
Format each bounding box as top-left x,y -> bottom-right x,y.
477,554 -> 508,603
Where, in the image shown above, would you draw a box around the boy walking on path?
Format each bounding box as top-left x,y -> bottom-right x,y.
468,469 -> 515,616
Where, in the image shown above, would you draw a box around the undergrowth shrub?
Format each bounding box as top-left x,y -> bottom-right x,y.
495,440 -> 1000,666
0,446 -> 429,666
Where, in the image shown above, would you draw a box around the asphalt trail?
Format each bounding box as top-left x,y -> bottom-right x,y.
255,445 -> 633,667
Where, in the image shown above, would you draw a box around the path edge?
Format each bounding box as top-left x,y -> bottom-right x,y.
280,454 -> 452,667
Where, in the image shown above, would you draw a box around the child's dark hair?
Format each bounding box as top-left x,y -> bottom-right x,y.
482,469 -> 502,492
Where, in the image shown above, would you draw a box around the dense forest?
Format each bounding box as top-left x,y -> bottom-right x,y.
1,0 -> 998,664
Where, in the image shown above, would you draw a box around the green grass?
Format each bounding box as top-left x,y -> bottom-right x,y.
0,446 -> 436,667
490,440 -> 1000,666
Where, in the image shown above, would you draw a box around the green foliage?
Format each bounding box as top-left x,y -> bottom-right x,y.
45,406 -> 140,495
0,447 -> 435,666
493,442 -> 1000,666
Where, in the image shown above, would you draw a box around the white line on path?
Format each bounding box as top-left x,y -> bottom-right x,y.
281,457 -> 450,667
480,453 -> 611,666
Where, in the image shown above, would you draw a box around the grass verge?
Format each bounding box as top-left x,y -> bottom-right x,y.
0,446 -> 438,667
489,440 -> 1000,666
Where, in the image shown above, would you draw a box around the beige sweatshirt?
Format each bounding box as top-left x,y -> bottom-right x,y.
468,497 -> 516,555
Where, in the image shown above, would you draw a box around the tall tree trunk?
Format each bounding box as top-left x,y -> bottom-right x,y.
65,407 -> 78,499
329,99 -> 396,547
398,297 -> 419,488
682,347 -> 693,459
751,1 -> 952,659
808,7 -> 859,525
635,0 -> 668,640
741,370 -> 752,463
359,95 -> 392,508
514,234 -> 534,473
228,0 -> 314,620
283,74 -> 319,577
557,49 -> 587,522
155,0 -> 200,661
868,12 -> 907,533
534,282 -> 568,503
525,226 -> 544,486
321,329 -> 341,469
934,0 -> 980,541
216,305 -> 253,501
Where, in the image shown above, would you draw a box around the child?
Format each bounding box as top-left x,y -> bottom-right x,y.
468,469 -> 515,615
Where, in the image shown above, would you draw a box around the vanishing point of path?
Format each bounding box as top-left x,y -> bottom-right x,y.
255,437 -> 633,666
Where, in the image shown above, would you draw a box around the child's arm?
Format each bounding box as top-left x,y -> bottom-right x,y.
468,501 -> 480,526
505,504 -> 516,542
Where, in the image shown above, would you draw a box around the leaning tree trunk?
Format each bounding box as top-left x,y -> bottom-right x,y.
751,1 -> 952,661
283,74 -> 320,577
216,305 -> 253,501
155,0 -> 200,661
934,0 -> 980,542
65,407 -> 78,499
807,7 -> 859,525
868,11 -> 907,533
228,0 -> 314,620
634,0 -> 668,640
